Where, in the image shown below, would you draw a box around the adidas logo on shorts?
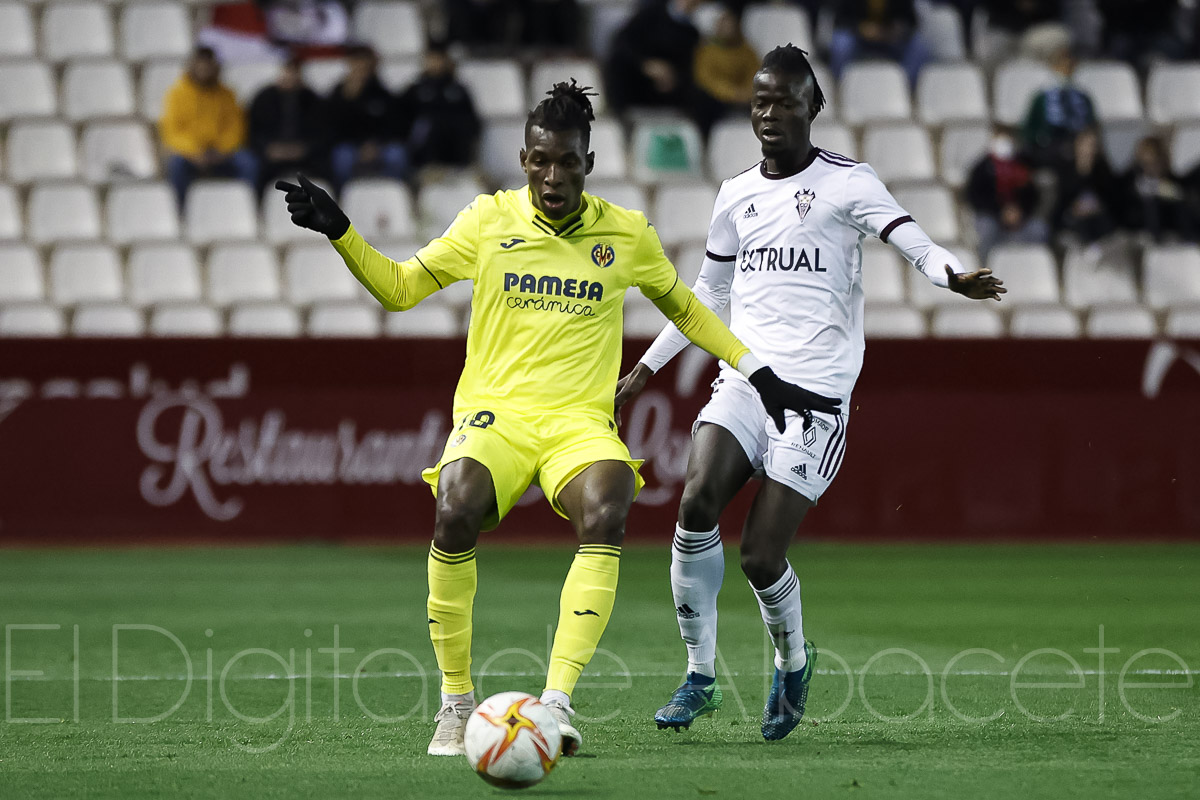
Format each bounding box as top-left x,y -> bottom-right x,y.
791,463 -> 807,479
743,203 -> 757,219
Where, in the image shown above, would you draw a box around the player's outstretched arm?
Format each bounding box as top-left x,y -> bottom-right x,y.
882,217 -> 1006,301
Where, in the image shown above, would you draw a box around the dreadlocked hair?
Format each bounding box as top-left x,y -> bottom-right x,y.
761,44 -> 825,120
526,78 -> 598,145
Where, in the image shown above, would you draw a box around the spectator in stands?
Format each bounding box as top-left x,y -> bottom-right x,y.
1020,43 -> 1096,169
445,0 -> 520,50
395,42 -> 482,170
248,56 -> 330,196
829,0 -> 932,88
1096,0 -> 1186,71
519,0 -> 582,51
606,0 -> 723,134
966,126 -> 1048,257
326,45 -> 407,191
693,4 -> 759,115
1121,136 -> 1193,243
976,0 -> 1065,69
1052,127 -> 1120,246
160,47 -> 257,209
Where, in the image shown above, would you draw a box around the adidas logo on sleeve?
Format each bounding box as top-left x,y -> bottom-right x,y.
743,204 -> 758,219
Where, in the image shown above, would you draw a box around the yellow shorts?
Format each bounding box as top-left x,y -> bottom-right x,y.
421,407 -> 645,531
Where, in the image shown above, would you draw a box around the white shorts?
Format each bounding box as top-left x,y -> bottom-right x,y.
692,368 -> 849,503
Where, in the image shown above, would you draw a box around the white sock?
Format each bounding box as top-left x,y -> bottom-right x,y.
750,562 -> 806,673
540,689 -> 570,709
670,524 -> 724,678
441,690 -> 474,707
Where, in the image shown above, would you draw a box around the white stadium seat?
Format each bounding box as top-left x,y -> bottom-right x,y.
938,122 -> 990,189
383,305 -> 459,337
742,3 -> 813,55
861,241 -> 906,304
1087,304 -> 1157,338
308,302 -> 382,337
1074,60 -> 1142,121
120,2 -> 192,61
985,244 -> 1060,304
1169,123 -> 1200,175
341,179 -> 416,239
0,304 -> 66,337
586,2 -> 633,63
1165,308 -> 1200,338
185,180 -> 258,244
73,304 -> 145,337
207,244 -> 281,306
631,117 -> 705,182
839,62 -> 910,125
892,184 -> 958,242
0,61 -> 57,121
49,244 -> 124,305
862,123 -> 935,183
1101,119 -> 1150,173
229,303 -> 302,337
1061,245 -> 1138,308
5,121 -> 77,185
479,121 -> 528,185
673,241 -> 709,288
917,3 -> 965,60
107,182 -> 180,244
1010,305 -> 1082,338
707,118 -> 764,179
916,62 -> 988,125
864,303 -> 927,338
0,244 -> 44,303
42,2 -> 114,62
0,2 -> 35,58
1147,62 -> 1200,125
223,61 -> 280,105
1143,244 -> 1200,309
623,297 -> 668,337
284,243 -> 362,305
303,59 -> 349,94
992,59 -> 1057,126
149,304 -> 223,337
128,244 -> 202,306
530,59 -> 606,115
588,120 -> 628,180
61,60 -> 136,122
931,305 -> 1004,337
353,1 -> 424,58
0,184 -> 21,241
458,59 -> 527,119
418,174 -> 485,239
588,181 -> 648,215
28,184 -> 101,244
378,59 -> 422,93
81,121 -> 157,183
139,60 -> 184,120
812,121 -> 857,161
652,184 -> 719,248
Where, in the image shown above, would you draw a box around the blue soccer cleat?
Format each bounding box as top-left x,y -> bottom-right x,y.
762,640 -> 817,741
654,673 -> 723,731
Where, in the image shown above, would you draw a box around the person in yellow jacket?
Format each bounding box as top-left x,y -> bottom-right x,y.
694,5 -> 759,113
160,46 -> 258,208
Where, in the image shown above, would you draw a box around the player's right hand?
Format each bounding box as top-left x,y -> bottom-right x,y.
748,367 -> 842,433
614,362 -> 654,427
275,174 -> 350,239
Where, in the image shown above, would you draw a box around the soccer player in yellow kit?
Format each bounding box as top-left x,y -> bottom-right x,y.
277,82 -> 840,758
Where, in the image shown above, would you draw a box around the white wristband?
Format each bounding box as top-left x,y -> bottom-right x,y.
736,352 -> 766,379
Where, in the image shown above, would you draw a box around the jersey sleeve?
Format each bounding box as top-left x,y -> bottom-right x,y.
703,180 -> 739,260
630,215 -> 682,301
408,195 -> 486,285
330,225 -> 447,311
842,163 -> 915,244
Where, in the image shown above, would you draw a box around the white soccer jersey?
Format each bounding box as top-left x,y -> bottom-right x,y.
641,148 -> 962,399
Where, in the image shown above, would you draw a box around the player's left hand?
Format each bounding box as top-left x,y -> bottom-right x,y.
947,265 -> 1006,301
748,367 -> 842,434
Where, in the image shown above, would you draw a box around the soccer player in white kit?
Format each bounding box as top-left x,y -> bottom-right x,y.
615,45 -> 1006,741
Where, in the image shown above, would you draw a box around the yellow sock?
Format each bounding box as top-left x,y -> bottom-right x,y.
545,544 -> 621,697
427,543 -> 477,695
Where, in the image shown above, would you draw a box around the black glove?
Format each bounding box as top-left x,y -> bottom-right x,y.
274,174 -> 350,239
748,367 -> 842,433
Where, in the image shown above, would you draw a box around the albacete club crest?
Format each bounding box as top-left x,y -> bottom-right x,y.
591,242 -> 616,268
795,188 -> 816,223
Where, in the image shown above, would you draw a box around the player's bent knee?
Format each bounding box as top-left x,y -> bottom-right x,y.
579,500 -> 628,546
678,484 -> 721,532
433,497 -> 487,553
739,549 -> 785,587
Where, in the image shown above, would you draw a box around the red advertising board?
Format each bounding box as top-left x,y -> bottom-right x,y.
1,338 -> 1198,543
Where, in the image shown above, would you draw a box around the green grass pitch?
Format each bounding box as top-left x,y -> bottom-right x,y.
1,543 -> 1197,799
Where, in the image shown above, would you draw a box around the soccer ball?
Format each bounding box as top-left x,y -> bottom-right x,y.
464,691 -> 562,788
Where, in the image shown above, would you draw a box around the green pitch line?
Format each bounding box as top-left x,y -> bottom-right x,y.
1,544 -> 1197,799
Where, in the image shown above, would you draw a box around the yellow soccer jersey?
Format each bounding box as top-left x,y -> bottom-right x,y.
331,187 -> 749,417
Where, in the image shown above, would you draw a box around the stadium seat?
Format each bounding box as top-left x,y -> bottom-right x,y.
383,305 -> 459,337
1147,62 -> 1200,125
308,302 -> 382,337
1165,308 -> 1200,338
302,59 -> 349,94
73,304 -> 145,337
742,3 -> 814,54
1169,123 -> 1200,175
1143,244 -> 1200,309
458,59 -> 527,119
588,120 -> 628,180
892,184 -> 958,242
42,2 -> 114,62
1061,244 -> 1138,308
907,246 -> 980,307
119,2 -> 192,62
623,297 -> 670,337
862,123 -> 935,183
81,121 -> 156,183
5,121 -> 76,185
707,118 -> 764,179
128,244 -> 202,306
139,60 -> 184,120
418,173 -> 486,239
207,244 -> 280,306
864,303 -> 927,338
673,241 -> 709,288
1074,60 -> 1142,121
985,244 -> 1060,304
61,60 -> 136,122
916,3 -> 965,60
861,241 -> 906,304
107,182 -> 180,244
812,121 -> 857,160
378,59 -> 422,93
149,303 -> 223,337
479,121 -> 528,185
0,184 -> 21,241
223,62 -> 280,105
586,181 -> 648,215
916,62 -> 988,126
283,243 -> 362,305
1100,119 -> 1149,172
0,244 -> 44,303
185,180 -> 258,244
631,117 -> 706,182
586,2 -> 634,63
342,179 -> 416,239
652,184 -> 719,247
0,61 -> 57,121
1009,305 -> 1082,338
931,305 -> 1004,337
229,303 -> 302,337
49,244 -> 124,305
0,304 -> 66,337
938,122 -> 990,189
28,184 -> 101,244
839,62 -> 910,125
530,59 -> 606,115
1086,304 -> 1157,338
263,180 -> 331,245
0,2 -> 35,58
353,1 -> 424,58
992,59 -> 1057,126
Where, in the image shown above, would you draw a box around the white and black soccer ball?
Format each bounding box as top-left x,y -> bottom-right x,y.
464,691 -> 562,789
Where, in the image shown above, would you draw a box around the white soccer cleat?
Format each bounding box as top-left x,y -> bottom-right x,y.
542,698 -> 582,756
427,697 -> 475,756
